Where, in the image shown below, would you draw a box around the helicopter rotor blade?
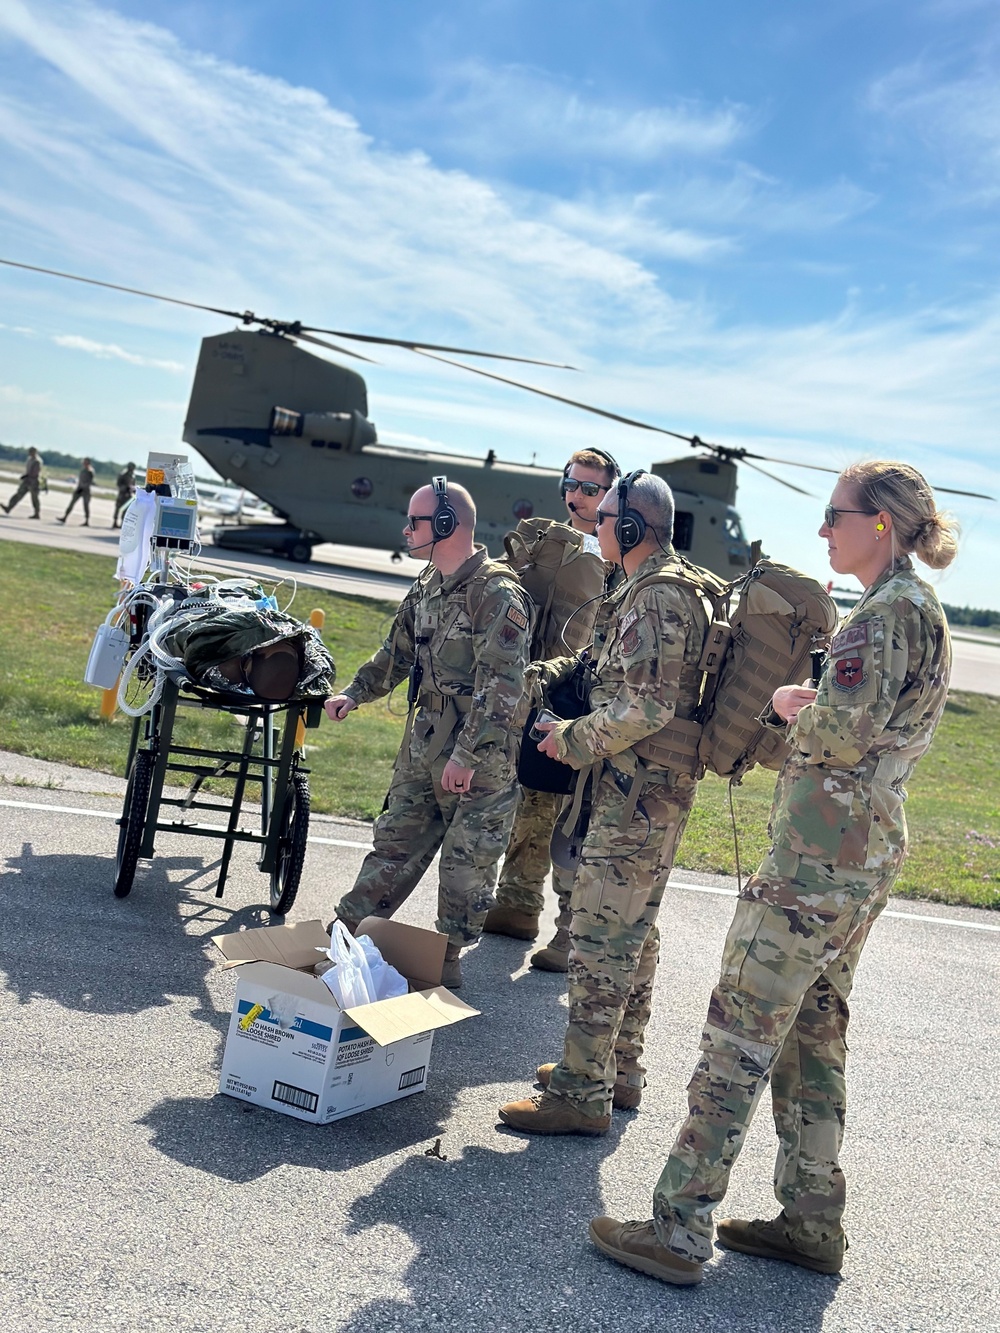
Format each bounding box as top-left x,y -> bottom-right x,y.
0,257 -> 244,322
932,485 -> 996,500
294,329 -> 380,365
301,326 -> 578,369
410,348 -> 696,443
737,457 -> 815,497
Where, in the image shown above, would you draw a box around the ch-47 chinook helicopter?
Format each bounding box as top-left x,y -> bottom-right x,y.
183,326 -> 755,572
2,257 -> 993,576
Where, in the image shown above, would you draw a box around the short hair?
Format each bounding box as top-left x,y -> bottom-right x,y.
566,449 -> 618,485
446,481 -> 476,531
841,460 -> 958,570
624,471 -> 675,547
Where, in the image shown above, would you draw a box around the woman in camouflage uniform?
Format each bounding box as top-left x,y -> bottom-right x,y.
592,461 -> 958,1287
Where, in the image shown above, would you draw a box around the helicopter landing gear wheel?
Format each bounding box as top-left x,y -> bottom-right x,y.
269,770 -> 310,915
287,540 -> 312,564
114,749 -> 154,898
391,551 -> 403,564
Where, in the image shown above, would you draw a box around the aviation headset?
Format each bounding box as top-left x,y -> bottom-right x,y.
614,469 -> 648,555
430,475 -> 459,541
559,448 -> 621,498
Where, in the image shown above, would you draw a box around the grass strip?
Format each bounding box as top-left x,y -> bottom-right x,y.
1,542 -> 996,910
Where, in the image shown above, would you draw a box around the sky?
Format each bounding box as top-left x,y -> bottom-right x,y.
0,0 -> 997,605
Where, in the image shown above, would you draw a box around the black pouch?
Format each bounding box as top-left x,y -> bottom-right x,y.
517,661 -> 592,794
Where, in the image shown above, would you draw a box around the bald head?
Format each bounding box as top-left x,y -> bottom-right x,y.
408,481 -> 477,533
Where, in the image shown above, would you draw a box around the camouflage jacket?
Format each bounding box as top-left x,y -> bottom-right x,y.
550,549 -> 707,773
345,545 -> 531,769
764,558 -> 951,874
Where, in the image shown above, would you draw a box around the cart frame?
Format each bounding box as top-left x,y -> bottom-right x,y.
114,675 -> 323,913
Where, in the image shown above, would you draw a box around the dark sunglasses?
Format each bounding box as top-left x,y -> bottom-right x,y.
561,478 -> 608,497
824,505 -> 878,527
595,510 -> 614,526
406,513 -> 434,528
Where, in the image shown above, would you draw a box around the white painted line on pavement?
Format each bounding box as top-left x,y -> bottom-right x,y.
1,798 -> 120,820
668,877 -> 1000,932
3,797 -> 997,932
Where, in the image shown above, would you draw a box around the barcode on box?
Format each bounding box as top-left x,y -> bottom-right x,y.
398,1066 -> 426,1091
272,1080 -> 319,1114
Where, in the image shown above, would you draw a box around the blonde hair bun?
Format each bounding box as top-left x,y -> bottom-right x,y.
841,460 -> 959,570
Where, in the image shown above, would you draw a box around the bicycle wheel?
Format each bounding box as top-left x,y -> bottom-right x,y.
269,769 -> 310,915
114,749 -> 154,898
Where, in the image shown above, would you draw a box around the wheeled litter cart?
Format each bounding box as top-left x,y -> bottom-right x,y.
113,673 -> 323,913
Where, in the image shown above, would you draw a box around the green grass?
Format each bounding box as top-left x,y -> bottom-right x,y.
1,542 -> 997,909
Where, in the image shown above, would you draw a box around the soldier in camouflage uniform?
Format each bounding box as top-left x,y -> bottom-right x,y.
1,447 -> 43,518
591,460 -> 956,1287
498,471 -> 712,1134
326,480 -> 531,989
484,447 -> 618,970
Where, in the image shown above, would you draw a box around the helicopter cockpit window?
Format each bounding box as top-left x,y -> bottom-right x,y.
724,509 -> 745,543
672,511 -> 693,551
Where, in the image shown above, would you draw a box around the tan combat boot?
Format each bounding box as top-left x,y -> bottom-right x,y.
589,1218 -> 704,1286
535,1062 -> 643,1111
440,942 -> 463,990
529,925 -> 570,972
716,1214 -> 845,1275
497,1090 -> 610,1136
482,906 -> 540,940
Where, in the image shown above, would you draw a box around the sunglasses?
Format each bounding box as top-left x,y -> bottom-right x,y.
562,478 -> 608,497
823,505 -> 878,527
406,513 -> 434,529
595,510 -> 614,527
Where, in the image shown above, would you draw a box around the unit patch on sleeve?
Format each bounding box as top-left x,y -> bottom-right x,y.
834,656 -> 865,690
831,622 -> 870,655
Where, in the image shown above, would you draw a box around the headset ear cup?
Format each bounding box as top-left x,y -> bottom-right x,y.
431,475 -> 458,540
615,512 -> 644,553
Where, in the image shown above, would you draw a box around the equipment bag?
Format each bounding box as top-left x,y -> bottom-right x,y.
623,558 -> 838,784
517,659 -> 594,795
502,518 -> 608,659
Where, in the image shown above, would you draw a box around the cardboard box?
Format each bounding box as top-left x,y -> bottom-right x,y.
212,918 -> 479,1124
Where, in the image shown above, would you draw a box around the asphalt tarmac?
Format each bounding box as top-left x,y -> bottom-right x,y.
0,749 -> 997,1333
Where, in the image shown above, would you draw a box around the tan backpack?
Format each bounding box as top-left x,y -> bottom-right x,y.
627,558 -> 839,783
502,518 -> 608,660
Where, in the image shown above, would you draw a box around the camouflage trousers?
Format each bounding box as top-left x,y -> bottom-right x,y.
496,786 -> 576,930
5,478 -> 40,516
336,730 -> 519,946
546,765 -> 697,1116
652,858 -> 896,1263
63,486 -> 91,520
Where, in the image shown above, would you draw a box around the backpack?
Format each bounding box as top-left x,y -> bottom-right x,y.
502,518 -> 608,660
626,558 -> 839,783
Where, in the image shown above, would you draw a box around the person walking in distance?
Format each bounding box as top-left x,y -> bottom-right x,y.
590,461 -> 956,1286
112,462 -> 136,528
1,446 -> 44,519
325,477 -> 531,989
57,457 -> 95,525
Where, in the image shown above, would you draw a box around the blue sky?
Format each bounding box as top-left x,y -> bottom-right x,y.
0,0 -> 997,605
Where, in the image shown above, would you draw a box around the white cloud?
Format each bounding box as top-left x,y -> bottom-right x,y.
51,333 -> 185,371
868,56 -> 1000,202
402,59 -> 752,164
